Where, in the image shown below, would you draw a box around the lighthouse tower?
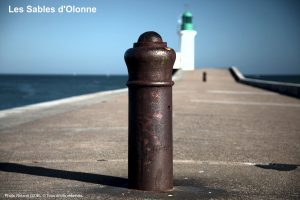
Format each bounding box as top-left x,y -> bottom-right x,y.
178,11 -> 197,70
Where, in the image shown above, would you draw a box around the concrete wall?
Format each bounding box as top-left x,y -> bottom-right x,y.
229,67 -> 300,98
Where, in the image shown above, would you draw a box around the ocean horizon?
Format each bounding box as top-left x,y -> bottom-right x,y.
0,73 -> 299,111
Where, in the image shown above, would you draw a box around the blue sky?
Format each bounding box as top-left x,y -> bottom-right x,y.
0,0 -> 299,75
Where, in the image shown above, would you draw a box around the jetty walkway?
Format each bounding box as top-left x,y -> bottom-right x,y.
0,69 -> 299,199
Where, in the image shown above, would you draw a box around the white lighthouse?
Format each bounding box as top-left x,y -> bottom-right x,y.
174,11 -> 197,70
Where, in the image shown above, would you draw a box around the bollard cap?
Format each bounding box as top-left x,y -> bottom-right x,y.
124,31 -> 176,85
138,31 -> 162,43
134,31 -> 166,47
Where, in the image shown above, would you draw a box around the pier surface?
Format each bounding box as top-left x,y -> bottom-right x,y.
0,69 -> 299,199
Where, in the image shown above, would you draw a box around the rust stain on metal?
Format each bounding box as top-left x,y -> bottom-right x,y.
154,112 -> 163,120
124,31 -> 176,191
151,91 -> 160,100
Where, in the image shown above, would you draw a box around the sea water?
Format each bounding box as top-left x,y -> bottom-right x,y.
0,75 -> 127,110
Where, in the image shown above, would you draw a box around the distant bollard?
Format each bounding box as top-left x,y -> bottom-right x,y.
124,31 -> 176,191
203,71 -> 207,82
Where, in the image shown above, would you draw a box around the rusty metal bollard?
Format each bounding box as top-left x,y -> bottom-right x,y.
124,31 -> 176,191
203,71 -> 207,82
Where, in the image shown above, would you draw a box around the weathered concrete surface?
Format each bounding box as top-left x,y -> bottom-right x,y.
0,69 -> 299,199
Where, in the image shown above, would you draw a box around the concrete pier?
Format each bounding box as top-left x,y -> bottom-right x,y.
1,69 -> 299,199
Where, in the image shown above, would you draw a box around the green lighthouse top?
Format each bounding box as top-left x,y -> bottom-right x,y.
181,11 -> 194,30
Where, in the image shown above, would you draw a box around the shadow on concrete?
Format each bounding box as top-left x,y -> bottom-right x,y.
255,163 -> 299,171
0,162 -> 229,199
0,162 -> 128,188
